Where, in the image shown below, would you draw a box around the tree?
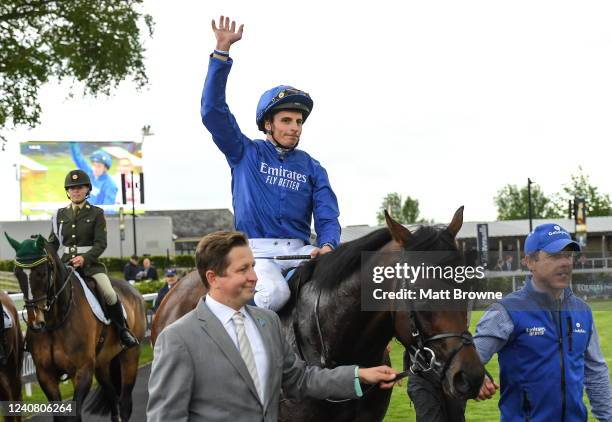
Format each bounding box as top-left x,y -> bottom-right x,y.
0,0 -> 153,137
494,184 -> 561,220
376,193 -> 427,225
551,166 -> 612,217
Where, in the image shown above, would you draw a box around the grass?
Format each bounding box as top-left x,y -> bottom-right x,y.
383,307 -> 612,421
21,154 -> 76,203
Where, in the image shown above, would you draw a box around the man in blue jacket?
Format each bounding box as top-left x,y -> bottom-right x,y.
200,16 -> 340,311
70,142 -> 118,206
475,223 -> 612,421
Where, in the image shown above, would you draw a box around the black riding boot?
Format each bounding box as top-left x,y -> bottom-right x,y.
108,300 -> 139,349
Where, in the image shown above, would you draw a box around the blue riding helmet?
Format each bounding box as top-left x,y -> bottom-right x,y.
90,150 -> 112,169
256,85 -> 314,132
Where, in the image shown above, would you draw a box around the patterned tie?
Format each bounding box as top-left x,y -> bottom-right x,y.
232,312 -> 263,400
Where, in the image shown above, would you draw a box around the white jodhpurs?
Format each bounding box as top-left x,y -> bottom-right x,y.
249,238 -> 315,311
92,273 -> 118,305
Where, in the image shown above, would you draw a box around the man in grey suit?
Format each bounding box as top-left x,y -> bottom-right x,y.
147,231 -> 399,422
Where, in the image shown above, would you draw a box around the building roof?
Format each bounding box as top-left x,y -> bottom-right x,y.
339,216 -> 612,243
459,216 -> 612,238
146,209 -> 234,239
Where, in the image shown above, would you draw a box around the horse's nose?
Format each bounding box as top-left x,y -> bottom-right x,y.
453,370 -> 481,398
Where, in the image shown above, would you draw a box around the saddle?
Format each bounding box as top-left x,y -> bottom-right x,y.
2,307 -> 13,329
82,275 -> 110,316
67,268 -> 114,324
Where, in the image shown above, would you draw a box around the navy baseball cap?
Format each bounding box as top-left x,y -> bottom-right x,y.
524,223 -> 581,254
165,268 -> 177,277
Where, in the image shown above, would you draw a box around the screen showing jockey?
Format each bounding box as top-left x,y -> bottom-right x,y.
201,16 -> 340,311
47,169 -> 139,348
70,142 -> 118,206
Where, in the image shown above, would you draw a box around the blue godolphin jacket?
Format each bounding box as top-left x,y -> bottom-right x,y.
498,279 -> 594,422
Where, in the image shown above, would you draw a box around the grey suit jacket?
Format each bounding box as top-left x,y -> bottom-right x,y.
147,297 -> 358,422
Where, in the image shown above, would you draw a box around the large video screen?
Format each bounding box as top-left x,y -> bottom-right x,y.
20,141 -> 143,216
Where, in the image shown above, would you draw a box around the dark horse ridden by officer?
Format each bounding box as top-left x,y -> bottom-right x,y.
4,169 -> 145,421
0,291 -> 24,422
152,207 -> 485,421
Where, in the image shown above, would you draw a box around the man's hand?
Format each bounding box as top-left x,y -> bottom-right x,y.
474,377 -> 499,401
70,255 -> 85,268
310,245 -> 333,258
358,366 -> 400,389
211,15 -> 244,52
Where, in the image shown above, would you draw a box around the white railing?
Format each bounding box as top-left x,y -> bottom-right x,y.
12,292 -> 158,319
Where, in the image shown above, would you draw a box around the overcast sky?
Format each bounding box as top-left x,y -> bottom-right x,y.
2,0 -> 612,227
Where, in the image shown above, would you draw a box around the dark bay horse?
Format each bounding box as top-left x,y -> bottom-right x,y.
5,234 -> 146,422
0,291 -> 24,422
151,208 -> 484,421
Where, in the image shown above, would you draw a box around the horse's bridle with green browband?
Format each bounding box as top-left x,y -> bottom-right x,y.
14,256 -> 75,333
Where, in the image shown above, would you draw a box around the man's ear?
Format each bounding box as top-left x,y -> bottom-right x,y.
523,253 -> 536,271
264,120 -> 272,134
206,270 -> 217,288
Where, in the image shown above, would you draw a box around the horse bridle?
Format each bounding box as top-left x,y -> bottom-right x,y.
402,306 -> 474,380
291,231 -> 477,399
17,257 -> 75,333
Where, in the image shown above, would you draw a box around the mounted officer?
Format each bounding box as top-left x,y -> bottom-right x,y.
48,169 -> 138,348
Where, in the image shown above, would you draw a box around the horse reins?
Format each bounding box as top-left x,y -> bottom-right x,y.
19,258 -> 76,333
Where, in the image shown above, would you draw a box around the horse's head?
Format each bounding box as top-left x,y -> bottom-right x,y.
385,207 -> 485,400
5,233 -> 63,330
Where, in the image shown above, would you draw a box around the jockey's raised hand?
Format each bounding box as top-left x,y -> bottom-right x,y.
211,15 -> 244,52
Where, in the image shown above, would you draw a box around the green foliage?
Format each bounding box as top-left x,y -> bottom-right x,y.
495,168 -> 612,221
133,279 -> 165,294
88,254 -> 190,276
99,257 -> 125,273
0,259 -> 15,271
494,184 -> 561,220
148,255 -> 170,269
551,166 -> 612,217
376,193 -> 429,225
0,0 -> 154,133
174,254 -> 195,268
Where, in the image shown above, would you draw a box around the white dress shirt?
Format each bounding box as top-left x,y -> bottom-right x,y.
205,294 -> 269,401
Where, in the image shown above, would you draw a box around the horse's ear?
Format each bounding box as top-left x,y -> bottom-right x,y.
40,236 -> 55,257
447,206 -> 464,238
35,234 -> 46,251
4,232 -> 21,252
384,210 -> 412,246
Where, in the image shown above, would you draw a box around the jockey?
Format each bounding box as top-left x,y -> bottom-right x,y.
200,16 -> 340,311
70,142 -> 118,206
48,169 -> 138,348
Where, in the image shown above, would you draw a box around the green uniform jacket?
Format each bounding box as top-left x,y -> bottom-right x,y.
48,201 -> 108,277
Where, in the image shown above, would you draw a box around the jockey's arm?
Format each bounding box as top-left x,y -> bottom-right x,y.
311,161 -> 341,250
200,56 -> 251,167
70,142 -> 93,176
